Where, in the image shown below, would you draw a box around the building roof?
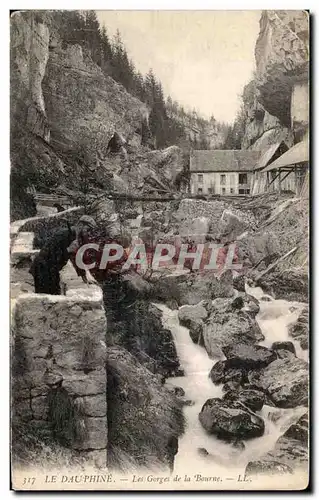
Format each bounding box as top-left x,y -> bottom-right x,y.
254,139 -> 285,171
190,150 -> 261,173
262,136 -> 309,172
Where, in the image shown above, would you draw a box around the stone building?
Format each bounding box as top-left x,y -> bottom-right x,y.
190,150 -> 260,196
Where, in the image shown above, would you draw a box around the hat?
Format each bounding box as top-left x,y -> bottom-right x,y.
78,215 -> 97,229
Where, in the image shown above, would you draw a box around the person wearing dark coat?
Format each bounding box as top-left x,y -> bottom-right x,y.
29,223 -> 76,295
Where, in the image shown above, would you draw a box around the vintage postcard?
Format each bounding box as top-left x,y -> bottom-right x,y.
10,9 -> 309,491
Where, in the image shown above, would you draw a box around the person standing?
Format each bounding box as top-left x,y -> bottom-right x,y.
29,222 -> 76,294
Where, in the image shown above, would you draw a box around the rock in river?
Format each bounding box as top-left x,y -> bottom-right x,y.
178,302 -> 208,345
248,357 -> 308,408
199,397 -> 265,440
178,302 -> 208,327
246,412 -> 308,477
209,360 -> 246,386
271,341 -> 296,355
203,298 -> 264,358
222,343 -> 277,370
288,306 -> 308,350
223,388 -> 265,412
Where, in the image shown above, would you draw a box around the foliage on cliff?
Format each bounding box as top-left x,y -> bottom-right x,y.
48,9 -> 226,150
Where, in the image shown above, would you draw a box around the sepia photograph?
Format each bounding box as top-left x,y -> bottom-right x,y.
9,9 -> 309,491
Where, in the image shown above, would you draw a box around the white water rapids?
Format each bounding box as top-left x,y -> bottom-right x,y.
155,286 -> 308,477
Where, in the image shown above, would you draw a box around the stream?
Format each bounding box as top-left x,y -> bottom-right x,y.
155,286 -> 308,477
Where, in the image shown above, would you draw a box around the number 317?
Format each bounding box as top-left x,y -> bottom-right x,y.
23,477 -> 36,485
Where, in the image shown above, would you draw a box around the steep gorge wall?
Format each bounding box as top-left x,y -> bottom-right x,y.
42,42 -> 149,153
242,10 -> 309,151
10,11 -> 149,216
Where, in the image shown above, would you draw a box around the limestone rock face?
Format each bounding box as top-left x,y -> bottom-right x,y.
241,11 -> 309,152
42,43 -> 148,152
241,80 -> 293,151
146,145 -> 186,185
11,12 -> 50,140
255,11 -> 309,125
10,11 -> 154,220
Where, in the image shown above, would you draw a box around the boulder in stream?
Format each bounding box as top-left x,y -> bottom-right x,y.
248,357 -> 309,408
288,306 -> 308,350
223,388 -> 265,413
222,343 -> 277,370
203,298 -> 264,358
178,302 -> 208,327
240,293 -> 260,317
199,397 -> 265,440
246,412 -> 308,477
271,341 -> 296,355
257,268 -> 308,303
209,360 -> 246,386
178,302 -> 208,345
153,272 -> 234,307
246,460 -> 293,476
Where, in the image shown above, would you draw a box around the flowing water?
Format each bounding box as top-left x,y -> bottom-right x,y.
155,287 -> 308,477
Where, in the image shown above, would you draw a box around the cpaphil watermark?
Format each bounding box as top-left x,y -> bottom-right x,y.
74,241 -> 242,274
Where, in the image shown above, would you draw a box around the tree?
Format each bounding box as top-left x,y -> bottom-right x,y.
83,11 -> 102,64
51,11 -> 232,152
100,25 -> 113,73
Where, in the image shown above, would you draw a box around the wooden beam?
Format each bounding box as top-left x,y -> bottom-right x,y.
267,171 -> 281,190
280,170 -> 293,184
255,247 -> 298,282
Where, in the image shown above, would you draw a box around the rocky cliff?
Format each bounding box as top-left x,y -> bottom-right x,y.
242,10 -> 309,151
10,11 -> 155,219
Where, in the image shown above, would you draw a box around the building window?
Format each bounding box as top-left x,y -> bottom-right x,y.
239,188 -> 245,195
198,174 -> 203,183
198,188 -> 203,194
230,188 -> 234,194
208,187 -> 212,194
220,174 -> 226,185
239,173 -> 248,184
222,187 -> 226,195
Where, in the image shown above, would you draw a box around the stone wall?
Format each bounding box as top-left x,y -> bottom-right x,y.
11,216 -> 108,469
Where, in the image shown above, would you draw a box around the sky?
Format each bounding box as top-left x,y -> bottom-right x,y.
96,11 -> 261,124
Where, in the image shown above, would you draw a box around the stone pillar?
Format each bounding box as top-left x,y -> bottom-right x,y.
11,288 -> 107,469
